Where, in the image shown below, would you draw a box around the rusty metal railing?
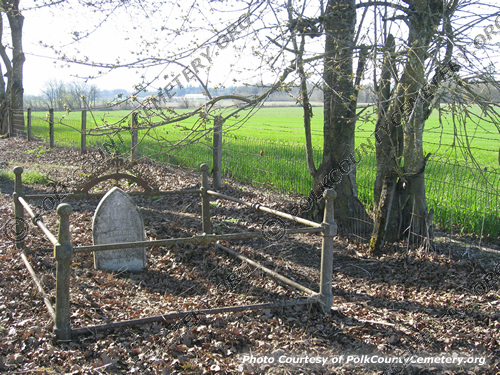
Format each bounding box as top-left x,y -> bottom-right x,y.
12,163 -> 338,340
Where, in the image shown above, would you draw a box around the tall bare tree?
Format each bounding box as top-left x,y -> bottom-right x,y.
69,81 -> 100,109
39,0 -> 500,246
41,79 -> 66,110
368,0 -> 500,254
286,0 -> 371,229
0,0 -> 67,135
0,1 -> 24,136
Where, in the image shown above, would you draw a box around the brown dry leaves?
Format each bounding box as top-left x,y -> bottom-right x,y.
0,138 -> 499,374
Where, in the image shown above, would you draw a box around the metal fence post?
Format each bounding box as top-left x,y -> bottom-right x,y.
319,189 -> 337,313
49,108 -> 54,148
131,112 -> 138,161
27,108 -> 32,141
54,203 -> 73,341
81,110 -> 87,154
13,166 -> 24,249
200,163 -> 212,234
212,116 -> 223,190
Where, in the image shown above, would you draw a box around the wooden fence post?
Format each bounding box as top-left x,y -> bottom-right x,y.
131,112 -> 138,161
13,166 -> 24,249
319,189 -> 337,313
11,109 -> 25,137
81,110 -> 87,154
200,163 -> 212,234
212,116 -> 223,190
27,108 -> 32,141
54,203 -> 73,341
49,108 -> 54,148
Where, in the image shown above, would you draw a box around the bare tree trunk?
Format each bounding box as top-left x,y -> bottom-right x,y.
0,64 -> 7,135
301,0 -> 370,233
0,100 -> 8,135
370,34 -> 403,253
0,1 -> 24,137
0,13 -> 9,136
370,0 -> 452,254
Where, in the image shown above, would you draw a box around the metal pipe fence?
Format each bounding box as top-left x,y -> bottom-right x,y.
12,164 -> 338,340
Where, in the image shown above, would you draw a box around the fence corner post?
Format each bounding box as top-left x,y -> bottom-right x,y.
131,112 -> 138,161
212,115 -> 223,190
81,110 -> 87,154
49,108 -> 54,148
54,203 -> 73,341
27,108 -> 32,141
13,166 -> 24,249
200,163 -> 212,234
319,189 -> 337,314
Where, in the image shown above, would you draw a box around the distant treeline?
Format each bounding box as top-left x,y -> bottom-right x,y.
24,79 -> 500,111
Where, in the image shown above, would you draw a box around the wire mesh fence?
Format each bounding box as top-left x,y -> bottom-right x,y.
221,135 -> 322,193
347,154 -> 500,243
426,158 -> 500,237
23,108 -> 500,242
29,111 -> 83,148
140,131 -> 500,241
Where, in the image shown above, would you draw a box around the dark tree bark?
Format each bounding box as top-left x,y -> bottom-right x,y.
0,0 -> 24,136
370,0 -> 458,254
299,0 -> 371,233
370,33 -> 403,253
0,13 -> 9,135
7,0 -> 25,136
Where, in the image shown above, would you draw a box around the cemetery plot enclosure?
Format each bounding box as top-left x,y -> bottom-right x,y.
12,163 -> 338,341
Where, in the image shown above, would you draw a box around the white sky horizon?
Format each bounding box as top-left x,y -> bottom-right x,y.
21,0 -> 277,96
16,1 -> 500,97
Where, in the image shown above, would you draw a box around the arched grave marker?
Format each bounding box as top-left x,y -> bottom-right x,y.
93,187 -> 146,271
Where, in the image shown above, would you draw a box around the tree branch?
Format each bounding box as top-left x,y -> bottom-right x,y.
356,1 -> 408,13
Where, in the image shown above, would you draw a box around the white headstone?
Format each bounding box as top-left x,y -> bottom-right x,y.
92,187 -> 146,271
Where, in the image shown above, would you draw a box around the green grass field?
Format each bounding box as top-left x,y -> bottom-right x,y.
27,106 -> 500,238
30,106 -> 499,166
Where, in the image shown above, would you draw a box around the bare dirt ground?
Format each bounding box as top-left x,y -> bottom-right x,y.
0,137 -> 499,374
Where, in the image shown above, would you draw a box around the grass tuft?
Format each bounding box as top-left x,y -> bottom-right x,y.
0,169 -> 50,185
